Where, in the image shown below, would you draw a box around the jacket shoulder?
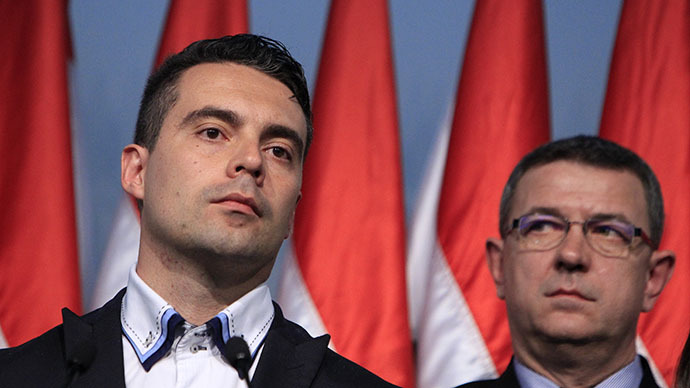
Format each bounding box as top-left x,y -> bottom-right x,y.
0,289 -> 125,387
456,358 -> 517,388
262,303 -> 399,387
456,379 -> 504,388
0,323 -> 68,384
312,348 -> 399,387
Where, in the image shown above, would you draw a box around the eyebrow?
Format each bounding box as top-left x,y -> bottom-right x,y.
587,213 -> 635,224
180,107 -> 242,128
521,207 -> 563,219
522,207 -> 634,224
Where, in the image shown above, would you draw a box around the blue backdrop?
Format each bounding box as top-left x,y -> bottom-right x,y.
68,0 -> 622,299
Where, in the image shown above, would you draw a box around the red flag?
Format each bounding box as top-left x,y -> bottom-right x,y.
154,0 -> 248,67
410,1 -> 550,385
438,0 -> 550,369
599,0 -> 690,385
278,1 -> 414,386
92,0 -> 248,309
0,1 -> 81,346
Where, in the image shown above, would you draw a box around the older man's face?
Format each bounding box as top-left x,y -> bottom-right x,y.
487,161 -> 672,350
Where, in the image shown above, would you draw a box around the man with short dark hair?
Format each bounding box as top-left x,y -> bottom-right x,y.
0,34 -> 395,388
460,135 -> 675,388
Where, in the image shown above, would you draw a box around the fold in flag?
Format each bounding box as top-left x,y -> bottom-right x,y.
408,1 -> 550,386
277,1 -> 414,386
599,0 -> 690,385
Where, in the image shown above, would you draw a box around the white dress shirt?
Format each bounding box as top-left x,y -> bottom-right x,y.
514,355 -> 643,388
121,266 -> 274,387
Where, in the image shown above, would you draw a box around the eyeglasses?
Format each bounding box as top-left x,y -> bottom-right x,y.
508,213 -> 653,257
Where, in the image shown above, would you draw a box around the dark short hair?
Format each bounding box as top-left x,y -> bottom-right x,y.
499,135 -> 664,248
134,34 -> 313,156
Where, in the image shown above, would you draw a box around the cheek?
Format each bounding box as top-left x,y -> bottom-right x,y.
510,253 -> 548,284
279,185 -> 301,213
269,169 -> 301,201
147,157 -> 199,204
504,257 -> 538,298
600,263 -> 647,305
503,254 -> 554,311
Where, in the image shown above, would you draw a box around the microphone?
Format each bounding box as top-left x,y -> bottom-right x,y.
224,336 -> 253,385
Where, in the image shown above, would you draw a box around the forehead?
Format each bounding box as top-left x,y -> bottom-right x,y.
511,161 -> 648,227
167,62 -> 307,138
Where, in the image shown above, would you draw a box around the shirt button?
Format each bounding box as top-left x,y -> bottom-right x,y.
190,345 -> 207,353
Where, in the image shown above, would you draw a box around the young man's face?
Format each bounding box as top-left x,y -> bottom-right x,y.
129,62 -> 307,270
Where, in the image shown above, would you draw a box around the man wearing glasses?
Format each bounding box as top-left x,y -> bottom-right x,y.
461,136 -> 675,388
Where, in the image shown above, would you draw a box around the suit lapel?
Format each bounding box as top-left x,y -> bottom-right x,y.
497,359 -> 522,388
251,304 -> 330,388
66,289 -> 126,388
638,356 -> 660,388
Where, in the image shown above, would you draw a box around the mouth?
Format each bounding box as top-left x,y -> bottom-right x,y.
546,288 -> 595,302
213,193 -> 262,217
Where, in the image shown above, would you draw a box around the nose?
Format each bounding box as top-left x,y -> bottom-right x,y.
227,139 -> 265,185
554,223 -> 591,273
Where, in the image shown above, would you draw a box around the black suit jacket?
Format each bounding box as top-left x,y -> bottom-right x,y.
0,289 -> 397,388
458,357 -> 660,388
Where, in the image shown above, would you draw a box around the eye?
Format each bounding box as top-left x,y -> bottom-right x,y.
200,127 -> 222,140
269,146 -> 292,161
589,222 -> 631,243
519,216 -> 564,236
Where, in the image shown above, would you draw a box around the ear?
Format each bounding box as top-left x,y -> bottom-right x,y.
486,237 -> 507,300
284,191 -> 302,240
641,249 -> 675,312
121,144 -> 149,201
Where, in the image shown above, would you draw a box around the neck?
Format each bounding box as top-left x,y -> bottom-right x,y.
135,237 -> 274,325
513,337 -> 637,388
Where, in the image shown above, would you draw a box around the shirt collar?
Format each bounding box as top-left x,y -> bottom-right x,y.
121,265 -> 275,369
514,355 -> 643,388
210,282 -> 275,359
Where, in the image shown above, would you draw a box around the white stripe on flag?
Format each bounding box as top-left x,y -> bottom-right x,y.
408,106 -> 497,387
417,242 -> 497,387
90,195 -> 140,310
407,106 -> 452,338
0,326 -> 7,349
276,247 -> 331,347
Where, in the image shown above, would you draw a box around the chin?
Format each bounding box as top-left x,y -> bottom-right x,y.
533,313 -> 596,339
537,325 -> 604,346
